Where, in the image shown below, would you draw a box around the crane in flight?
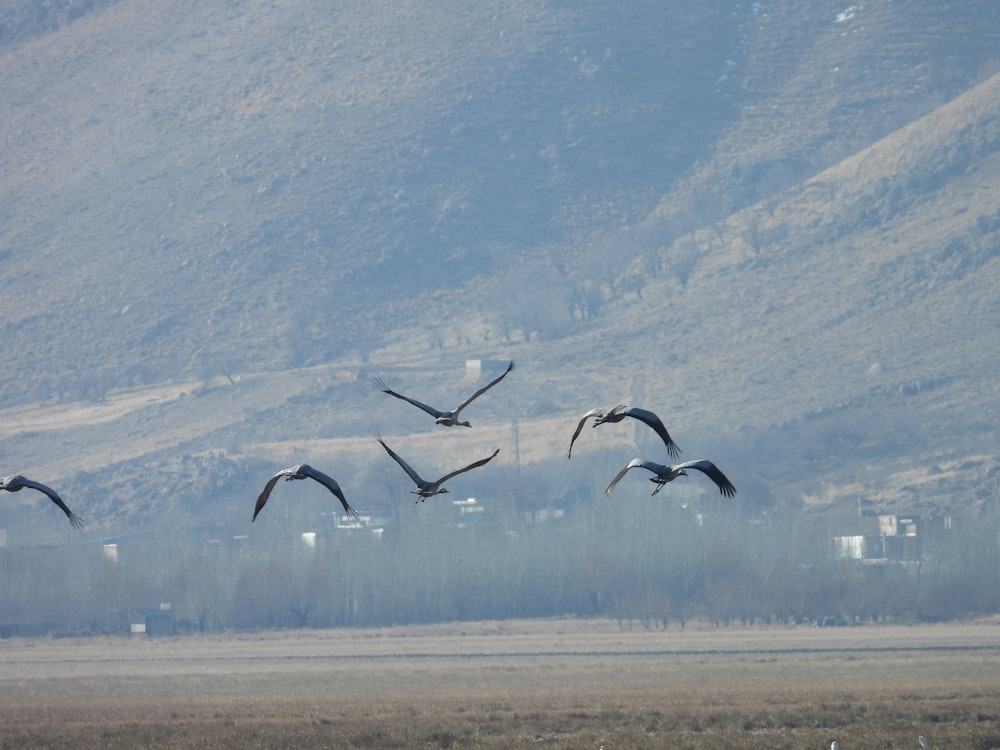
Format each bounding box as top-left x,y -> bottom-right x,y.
252,464 -> 357,522
1,474 -> 84,528
605,458 -> 735,498
372,361 -> 514,427
374,434 -> 499,500
567,404 -> 681,459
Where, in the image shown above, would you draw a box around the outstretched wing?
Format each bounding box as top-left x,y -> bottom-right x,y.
434,448 -> 501,487
676,459 -> 736,497
17,477 -> 84,529
452,361 -> 514,416
300,465 -> 358,519
622,407 -> 682,459
605,458 -> 650,496
371,377 -> 446,419
566,407 -> 604,458
252,467 -> 293,521
375,435 -> 427,488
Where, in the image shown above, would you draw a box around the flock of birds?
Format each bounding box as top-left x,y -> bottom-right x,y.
3,359 -> 738,530
0,376 -> 945,749
567,404 -> 736,498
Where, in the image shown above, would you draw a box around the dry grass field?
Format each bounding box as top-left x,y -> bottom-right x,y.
2,618 -> 1000,749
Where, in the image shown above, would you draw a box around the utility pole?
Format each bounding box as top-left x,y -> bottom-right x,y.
511,418 -> 520,471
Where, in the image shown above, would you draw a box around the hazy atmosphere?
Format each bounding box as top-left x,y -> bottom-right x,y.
2,2 -> 1000,745
0,0 -> 1000,750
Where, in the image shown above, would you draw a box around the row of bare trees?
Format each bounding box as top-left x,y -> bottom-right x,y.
2,494 -> 999,636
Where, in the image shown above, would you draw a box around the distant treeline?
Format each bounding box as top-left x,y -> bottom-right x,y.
2,498 -> 999,636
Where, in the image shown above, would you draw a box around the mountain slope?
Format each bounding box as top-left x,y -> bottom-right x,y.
1,1 -> 998,537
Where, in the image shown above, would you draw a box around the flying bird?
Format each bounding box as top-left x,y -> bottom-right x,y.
605,458 -> 736,498
374,435 -> 499,500
918,737 -> 928,749
372,360 -> 514,427
1,474 -> 84,528
252,464 -> 357,522
568,404 -> 681,459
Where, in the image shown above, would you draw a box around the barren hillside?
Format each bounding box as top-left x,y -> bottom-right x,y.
1,0 -> 998,537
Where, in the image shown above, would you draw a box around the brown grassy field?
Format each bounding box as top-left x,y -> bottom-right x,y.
2,618 -> 1000,749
